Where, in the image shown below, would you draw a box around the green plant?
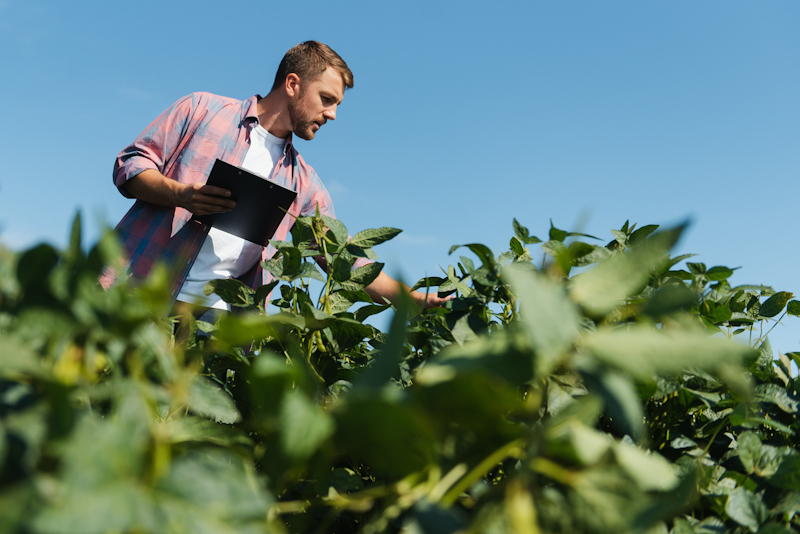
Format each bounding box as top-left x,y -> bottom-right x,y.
0,214 -> 797,533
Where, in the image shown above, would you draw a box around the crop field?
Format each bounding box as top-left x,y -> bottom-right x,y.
0,213 -> 798,533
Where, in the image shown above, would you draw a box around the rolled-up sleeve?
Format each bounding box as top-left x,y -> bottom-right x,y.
113,94 -> 196,198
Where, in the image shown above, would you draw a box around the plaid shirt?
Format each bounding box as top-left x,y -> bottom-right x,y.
102,92 -> 345,299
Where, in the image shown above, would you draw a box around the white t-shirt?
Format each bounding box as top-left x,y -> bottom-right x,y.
176,124 -> 287,309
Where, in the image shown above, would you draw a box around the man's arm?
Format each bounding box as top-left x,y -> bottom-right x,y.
122,169 -> 236,216
365,270 -> 451,309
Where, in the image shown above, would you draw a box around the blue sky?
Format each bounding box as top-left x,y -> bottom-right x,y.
1,1 -> 798,353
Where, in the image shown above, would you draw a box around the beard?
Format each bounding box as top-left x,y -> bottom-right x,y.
288,95 -> 317,141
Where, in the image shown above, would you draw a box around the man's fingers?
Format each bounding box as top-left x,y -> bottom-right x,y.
193,198 -> 236,215
197,194 -> 236,209
196,184 -> 232,198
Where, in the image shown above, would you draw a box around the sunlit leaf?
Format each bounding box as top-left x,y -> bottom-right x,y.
726,487 -> 767,533
581,325 -> 755,378
760,291 -> 793,318
340,262 -> 384,291
280,391 -> 334,459
570,225 -> 685,316
321,214 -> 348,245
348,227 -> 402,248
504,265 -> 580,377
188,377 -> 240,424
513,218 -> 542,244
706,266 -> 734,281
754,384 -> 800,413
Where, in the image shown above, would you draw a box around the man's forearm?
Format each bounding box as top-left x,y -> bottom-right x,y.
122,170 -> 235,215
122,169 -> 186,208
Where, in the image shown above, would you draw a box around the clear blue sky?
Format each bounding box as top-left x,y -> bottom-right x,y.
1,1 -> 798,353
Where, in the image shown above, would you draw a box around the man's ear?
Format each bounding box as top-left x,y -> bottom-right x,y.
285,73 -> 301,98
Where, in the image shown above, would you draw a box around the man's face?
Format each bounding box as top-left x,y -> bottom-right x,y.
288,67 -> 345,141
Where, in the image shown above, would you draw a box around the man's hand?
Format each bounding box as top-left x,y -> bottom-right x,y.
408,290 -> 454,309
365,271 -> 453,310
177,182 -> 236,215
122,169 -> 236,215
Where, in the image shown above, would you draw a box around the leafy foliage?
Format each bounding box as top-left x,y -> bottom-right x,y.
0,214 -> 798,533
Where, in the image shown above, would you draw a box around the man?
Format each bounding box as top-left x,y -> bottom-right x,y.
103,41 -> 447,313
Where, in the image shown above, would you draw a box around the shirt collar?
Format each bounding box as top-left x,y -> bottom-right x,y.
245,95 -> 293,154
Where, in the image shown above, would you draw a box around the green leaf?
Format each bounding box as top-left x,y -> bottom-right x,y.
280,390 -> 334,459
731,403 -> 747,426
299,261 -> 326,282
0,336 -> 41,375
354,303 -> 391,322
348,227 -> 402,248
610,229 -> 628,246
331,253 -> 355,283
759,524 -> 794,534
545,419 -> 611,465
629,224 -> 659,246
253,280 -> 280,309
204,279 -> 255,307
344,243 -> 379,259
771,492 -> 800,516
549,220 -> 598,242
214,312 -> 288,347
509,236 -> 525,256
738,432 -> 784,478
754,384 -> 800,413
340,262 -> 384,292
352,290 -> 410,392
33,484 -> 159,534
643,283 -> 697,317
411,276 -> 447,292
581,325 -> 756,379
302,303 -> 337,331
541,240 -> 567,259
262,247 -> 302,280
451,314 -> 479,346
771,454 -> 800,489
504,265 -> 581,376
328,292 -> 355,314
321,214 -> 348,245
513,218 -> 541,244
334,398 -> 435,479
687,262 -> 707,275
707,266 -> 734,281
613,440 -> 679,491
158,448 -> 271,522
336,289 -> 373,304
725,487 -> 768,533
188,377 -> 240,424
572,245 -> 612,267
787,300 -> 800,316
16,243 -> 59,292
570,224 -> 685,316
448,243 -> 497,273
581,368 -> 644,440
290,215 -> 315,249
702,301 -> 733,324
760,291 -> 794,318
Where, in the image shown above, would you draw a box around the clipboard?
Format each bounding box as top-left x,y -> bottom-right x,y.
194,159 -> 297,246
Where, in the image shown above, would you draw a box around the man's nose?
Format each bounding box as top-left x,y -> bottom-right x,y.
324,106 -> 337,121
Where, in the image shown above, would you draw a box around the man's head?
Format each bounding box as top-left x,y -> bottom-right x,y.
272,41 -> 353,141
271,41 -> 353,94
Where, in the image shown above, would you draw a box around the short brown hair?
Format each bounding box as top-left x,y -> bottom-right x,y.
271,41 -> 354,92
